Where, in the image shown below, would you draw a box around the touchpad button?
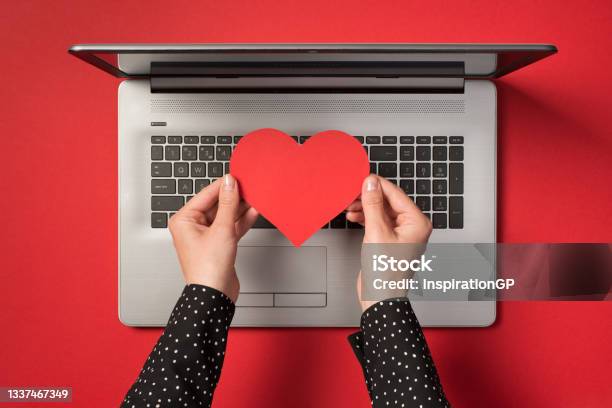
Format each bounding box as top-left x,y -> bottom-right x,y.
236,246 -> 326,293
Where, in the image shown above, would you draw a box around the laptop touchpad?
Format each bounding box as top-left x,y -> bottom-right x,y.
236,246 -> 326,294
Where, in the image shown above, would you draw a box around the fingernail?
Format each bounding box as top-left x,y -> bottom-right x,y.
223,174 -> 235,191
366,176 -> 378,192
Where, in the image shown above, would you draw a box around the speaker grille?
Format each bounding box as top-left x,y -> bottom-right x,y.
151,99 -> 464,115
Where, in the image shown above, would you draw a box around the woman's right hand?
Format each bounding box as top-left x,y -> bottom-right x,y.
346,175 -> 432,311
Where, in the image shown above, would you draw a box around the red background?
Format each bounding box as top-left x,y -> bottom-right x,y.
1,1 -> 611,407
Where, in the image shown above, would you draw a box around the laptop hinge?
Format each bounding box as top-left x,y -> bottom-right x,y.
149,61 -> 465,93
150,77 -> 465,94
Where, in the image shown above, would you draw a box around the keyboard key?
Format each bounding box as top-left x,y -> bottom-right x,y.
168,136 -> 182,144
201,136 -> 215,144
400,179 -> 414,194
370,146 -> 397,161
382,136 -> 397,144
369,163 -> 377,174
416,163 -> 431,177
217,136 -> 232,144
182,146 -> 198,161
416,146 -> 431,161
199,146 -> 214,160
151,162 -> 172,177
253,216 -> 276,228
433,146 -> 447,161
433,180 -> 447,194
185,196 -> 193,202
151,146 -> 163,160
416,196 -> 431,212
388,178 -> 397,185
151,179 -> 176,194
224,162 -> 230,174
432,213 -> 447,229
378,163 -> 397,178
433,163 -> 447,178
400,136 -> 415,144
233,136 -> 243,144
216,146 -> 232,161
195,179 -> 210,192
363,145 -> 368,154
299,136 -> 310,144
400,146 -> 414,161
208,162 -> 224,178
165,146 -> 180,161
423,212 -> 431,220
449,196 -> 464,228
432,196 -> 447,211
191,162 -> 206,177
151,196 -> 184,211
449,136 -> 464,144
330,213 -> 346,228
151,212 -> 168,228
354,136 -> 364,143
178,179 -> 193,194
449,163 -> 464,194
290,136 -> 299,142
347,221 -> 363,229
184,136 -> 199,144
416,136 -> 431,144
174,162 -> 189,177
449,146 -> 464,161
399,163 -> 414,177
366,136 -> 381,144
416,179 -> 431,194
433,136 -> 447,144
151,136 -> 166,144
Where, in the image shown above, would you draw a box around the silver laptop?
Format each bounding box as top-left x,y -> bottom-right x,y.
69,43 -> 557,327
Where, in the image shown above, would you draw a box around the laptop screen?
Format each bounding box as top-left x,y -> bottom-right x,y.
69,44 -> 556,79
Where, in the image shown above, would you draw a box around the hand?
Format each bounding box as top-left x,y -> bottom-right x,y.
168,175 -> 259,303
346,175 -> 432,311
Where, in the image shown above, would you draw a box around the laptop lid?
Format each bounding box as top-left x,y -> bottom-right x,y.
69,43 -> 557,92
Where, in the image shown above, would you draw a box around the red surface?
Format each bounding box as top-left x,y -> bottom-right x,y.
231,129 -> 369,246
1,1 -> 611,407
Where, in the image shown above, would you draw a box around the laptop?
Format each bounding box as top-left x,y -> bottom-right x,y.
69,43 -> 557,327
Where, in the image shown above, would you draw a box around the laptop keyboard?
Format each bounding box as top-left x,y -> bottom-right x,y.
150,134 -> 464,230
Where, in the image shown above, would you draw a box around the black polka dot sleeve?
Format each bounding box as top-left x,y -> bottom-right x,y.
121,284 -> 235,408
348,299 -> 451,408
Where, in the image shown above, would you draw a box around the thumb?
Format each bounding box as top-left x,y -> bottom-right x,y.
212,174 -> 240,230
361,175 -> 392,239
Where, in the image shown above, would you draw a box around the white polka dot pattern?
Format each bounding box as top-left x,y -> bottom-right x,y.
348,300 -> 451,407
122,284 -> 234,408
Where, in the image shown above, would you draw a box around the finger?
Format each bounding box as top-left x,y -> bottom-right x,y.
172,208 -> 207,225
346,200 -> 363,212
237,201 -> 252,217
212,174 -> 241,230
360,175 -> 392,236
378,177 -> 429,227
378,178 -> 431,241
180,178 -> 222,214
378,177 -> 421,215
236,207 -> 260,238
205,200 -> 250,224
169,191 -> 217,228
346,211 -> 365,225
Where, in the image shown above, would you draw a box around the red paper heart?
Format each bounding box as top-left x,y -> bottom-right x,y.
230,128 -> 369,246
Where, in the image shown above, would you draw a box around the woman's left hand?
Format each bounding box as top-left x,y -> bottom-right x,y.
168,175 -> 259,303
